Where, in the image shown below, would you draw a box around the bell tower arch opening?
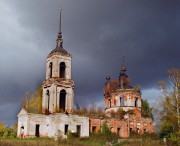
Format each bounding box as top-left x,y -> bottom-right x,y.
49,62 -> 53,78
59,89 -> 66,111
60,62 -> 66,78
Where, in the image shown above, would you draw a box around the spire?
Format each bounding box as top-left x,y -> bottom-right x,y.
120,56 -> 127,74
119,56 -> 127,88
56,8 -> 63,48
59,8 -> 62,33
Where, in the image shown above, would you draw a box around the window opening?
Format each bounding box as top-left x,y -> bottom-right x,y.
135,98 -> 138,107
60,62 -> 66,78
46,90 -> 50,111
120,97 -> 124,106
49,62 -> 53,78
114,100 -> 116,106
108,99 -> 111,108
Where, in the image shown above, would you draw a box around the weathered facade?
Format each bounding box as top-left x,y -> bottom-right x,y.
17,108 -> 89,138
90,65 -> 153,137
17,10 -> 153,139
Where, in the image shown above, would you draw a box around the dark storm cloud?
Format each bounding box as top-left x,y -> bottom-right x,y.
0,0 -> 180,124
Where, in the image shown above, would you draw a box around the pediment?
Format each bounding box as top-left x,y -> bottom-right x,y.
18,108 -> 28,116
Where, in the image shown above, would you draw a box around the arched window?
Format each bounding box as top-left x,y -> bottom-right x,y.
135,98 -> 138,107
120,97 -> 124,106
114,99 -> 116,106
108,99 -> 111,108
46,90 -> 50,111
59,89 -> 66,111
59,62 -> 66,78
49,62 -> 53,78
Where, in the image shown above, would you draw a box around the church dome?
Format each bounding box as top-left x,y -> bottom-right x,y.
47,32 -> 71,58
49,46 -> 69,56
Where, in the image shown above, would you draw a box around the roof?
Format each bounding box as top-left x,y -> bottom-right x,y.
49,46 -> 69,56
47,32 -> 71,58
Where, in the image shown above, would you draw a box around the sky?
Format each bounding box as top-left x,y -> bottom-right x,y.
0,0 -> 179,125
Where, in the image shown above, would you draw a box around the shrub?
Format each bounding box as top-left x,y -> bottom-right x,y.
169,132 -> 180,145
142,132 -> 159,140
101,123 -> 111,135
159,121 -> 173,139
130,131 -> 141,139
67,131 -> 79,140
0,127 -> 16,138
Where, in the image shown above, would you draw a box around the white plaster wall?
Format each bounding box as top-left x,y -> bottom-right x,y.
17,115 -> 28,137
18,113 -> 89,138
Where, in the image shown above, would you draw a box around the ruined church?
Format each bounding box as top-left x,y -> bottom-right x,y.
17,10 -> 153,138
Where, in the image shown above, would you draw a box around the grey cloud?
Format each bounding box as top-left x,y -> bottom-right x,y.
0,0 -> 180,124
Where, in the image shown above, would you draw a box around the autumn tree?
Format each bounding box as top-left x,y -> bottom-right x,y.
0,122 -> 5,129
141,99 -> 153,119
158,68 -> 180,134
89,104 -> 97,115
21,86 -> 42,113
96,107 -> 104,117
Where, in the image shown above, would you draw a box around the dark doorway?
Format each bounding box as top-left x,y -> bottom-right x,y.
20,126 -> 24,138
136,128 -> 139,133
35,124 -> 40,137
59,90 -> 66,112
144,129 -> 146,133
77,125 -> 81,136
64,125 -> 69,135
92,126 -> 96,133
60,62 -> 66,78
130,128 -> 132,134
117,128 -> 121,135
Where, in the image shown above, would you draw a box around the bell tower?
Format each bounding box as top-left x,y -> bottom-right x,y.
42,9 -> 74,114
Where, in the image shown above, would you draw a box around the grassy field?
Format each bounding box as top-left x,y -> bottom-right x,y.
0,135 -> 165,146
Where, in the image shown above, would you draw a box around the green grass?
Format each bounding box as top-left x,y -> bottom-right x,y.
0,134 -> 165,146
